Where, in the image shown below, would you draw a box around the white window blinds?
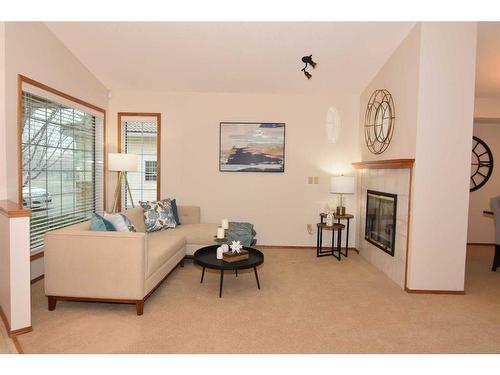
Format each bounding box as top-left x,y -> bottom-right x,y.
121,119 -> 158,209
21,92 -> 104,251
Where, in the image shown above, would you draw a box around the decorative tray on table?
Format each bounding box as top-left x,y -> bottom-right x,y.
222,249 -> 249,263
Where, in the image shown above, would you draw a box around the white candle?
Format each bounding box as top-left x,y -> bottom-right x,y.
217,227 -> 225,239
216,247 -> 223,259
222,219 -> 229,230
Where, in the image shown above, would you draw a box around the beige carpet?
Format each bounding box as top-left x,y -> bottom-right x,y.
17,245 -> 500,353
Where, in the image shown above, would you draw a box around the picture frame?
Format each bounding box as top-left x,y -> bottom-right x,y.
219,122 -> 286,173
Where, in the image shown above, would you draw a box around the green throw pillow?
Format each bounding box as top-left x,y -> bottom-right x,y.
164,198 -> 181,225
90,213 -> 117,231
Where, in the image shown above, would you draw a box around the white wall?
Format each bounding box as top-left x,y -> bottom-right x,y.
408,22 -> 477,291
3,22 -> 109,203
467,121 -> 500,244
360,24 -> 420,161
0,22 -> 6,200
109,91 -> 360,246
357,25 -> 420,285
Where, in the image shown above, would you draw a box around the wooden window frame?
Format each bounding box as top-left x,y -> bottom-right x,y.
117,112 -> 161,211
17,74 -> 107,211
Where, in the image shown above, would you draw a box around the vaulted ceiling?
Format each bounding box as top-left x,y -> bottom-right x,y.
45,22 -> 415,95
476,22 -> 500,98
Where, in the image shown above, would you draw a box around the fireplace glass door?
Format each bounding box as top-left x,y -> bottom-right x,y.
365,190 -> 397,256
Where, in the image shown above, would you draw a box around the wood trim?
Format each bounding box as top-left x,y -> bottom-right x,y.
117,112 -> 161,211
404,166 -> 413,290
18,75 -> 105,114
17,75 -> 107,211
352,159 -> 415,170
0,305 -> 33,338
31,275 -> 44,284
467,242 -> 495,246
11,337 -> 24,354
405,287 -> 465,295
9,326 -> 33,337
30,251 -> 44,261
0,200 -> 32,218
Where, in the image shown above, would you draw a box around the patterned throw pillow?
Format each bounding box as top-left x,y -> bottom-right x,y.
139,200 -> 177,233
103,212 -> 137,232
90,213 -> 117,231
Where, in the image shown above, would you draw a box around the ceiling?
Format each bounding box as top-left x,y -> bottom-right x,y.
45,22 -> 415,95
476,22 -> 500,98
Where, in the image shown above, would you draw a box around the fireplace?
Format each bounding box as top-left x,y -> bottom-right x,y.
365,190 -> 397,256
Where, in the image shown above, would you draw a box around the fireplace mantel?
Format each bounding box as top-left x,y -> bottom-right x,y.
352,158 -> 415,170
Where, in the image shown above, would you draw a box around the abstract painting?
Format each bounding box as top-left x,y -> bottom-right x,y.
219,122 -> 285,172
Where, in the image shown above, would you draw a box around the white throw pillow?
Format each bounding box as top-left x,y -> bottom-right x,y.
103,212 -> 136,232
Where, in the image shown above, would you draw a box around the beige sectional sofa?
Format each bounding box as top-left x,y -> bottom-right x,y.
44,205 -> 217,315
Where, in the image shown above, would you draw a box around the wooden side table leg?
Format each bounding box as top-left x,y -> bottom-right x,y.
337,227 -> 342,260
345,218 -> 350,257
316,224 -> 320,257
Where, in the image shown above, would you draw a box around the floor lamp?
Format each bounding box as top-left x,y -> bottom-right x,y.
108,153 -> 139,213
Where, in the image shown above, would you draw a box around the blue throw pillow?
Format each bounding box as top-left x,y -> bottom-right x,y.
90,213 -> 117,231
167,198 -> 181,225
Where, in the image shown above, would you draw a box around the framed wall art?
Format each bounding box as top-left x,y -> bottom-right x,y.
219,122 -> 285,172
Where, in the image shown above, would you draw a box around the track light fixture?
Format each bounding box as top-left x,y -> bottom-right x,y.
301,54 -> 317,79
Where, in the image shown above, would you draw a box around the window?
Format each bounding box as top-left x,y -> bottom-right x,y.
145,160 -> 157,181
119,113 -> 160,209
21,91 -> 105,251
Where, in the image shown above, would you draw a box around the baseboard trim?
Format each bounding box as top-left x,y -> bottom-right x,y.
257,245 -> 359,253
9,326 -> 33,337
31,274 -> 44,284
405,287 -> 465,295
12,337 -> 24,354
0,305 -> 32,343
467,242 -> 495,247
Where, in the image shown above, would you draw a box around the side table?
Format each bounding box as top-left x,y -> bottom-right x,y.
320,212 -> 355,256
316,222 -> 345,260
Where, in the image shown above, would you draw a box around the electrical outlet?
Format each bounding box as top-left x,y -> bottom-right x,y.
307,224 -> 313,234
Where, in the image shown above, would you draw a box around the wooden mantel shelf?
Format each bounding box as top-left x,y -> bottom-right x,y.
352,158 -> 415,170
0,200 -> 32,218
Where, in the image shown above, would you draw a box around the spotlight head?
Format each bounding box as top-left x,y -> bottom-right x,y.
304,71 -> 312,80
301,54 -> 317,68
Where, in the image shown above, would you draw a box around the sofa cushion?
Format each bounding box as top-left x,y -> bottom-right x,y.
146,230 -> 186,278
177,206 -> 200,224
123,207 -> 146,233
172,223 -> 218,245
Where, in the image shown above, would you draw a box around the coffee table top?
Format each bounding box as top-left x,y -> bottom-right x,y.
194,245 -> 264,270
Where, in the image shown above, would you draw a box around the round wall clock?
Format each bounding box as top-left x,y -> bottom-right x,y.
470,136 -> 494,192
364,89 -> 395,155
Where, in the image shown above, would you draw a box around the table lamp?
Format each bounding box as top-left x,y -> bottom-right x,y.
330,175 -> 355,216
108,153 -> 138,212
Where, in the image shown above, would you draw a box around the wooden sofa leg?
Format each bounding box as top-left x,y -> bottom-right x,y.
180,258 -> 185,268
48,296 -> 57,311
136,300 -> 144,316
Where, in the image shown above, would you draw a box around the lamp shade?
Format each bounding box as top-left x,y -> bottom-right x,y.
108,153 -> 138,172
330,175 -> 355,194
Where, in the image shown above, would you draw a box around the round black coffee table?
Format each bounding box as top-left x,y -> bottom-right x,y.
194,245 -> 264,298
